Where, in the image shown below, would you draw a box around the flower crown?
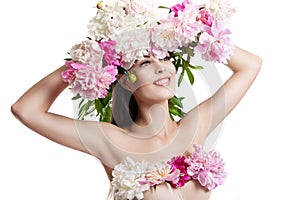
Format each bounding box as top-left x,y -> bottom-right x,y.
62,0 -> 236,122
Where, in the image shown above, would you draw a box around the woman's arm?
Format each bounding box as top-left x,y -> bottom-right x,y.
11,65 -> 89,153
182,46 -> 262,142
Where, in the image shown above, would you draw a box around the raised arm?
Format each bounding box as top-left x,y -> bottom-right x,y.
182,46 -> 262,142
11,65 -> 89,153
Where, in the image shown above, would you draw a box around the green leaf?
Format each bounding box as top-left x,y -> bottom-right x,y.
77,100 -> 94,120
169,96 -> 184,108
78,98 -> 85,109
168,95 -> 186,120
169,106 -> 183,117
178,69 -> 185,86
100,91 -> 111,106
186,67 -> 195,85
100,104 -> 111,122
94,99 -> 102,114
158,6 -> 170,9
71,93 -> 81,100
189,65 -> 203,70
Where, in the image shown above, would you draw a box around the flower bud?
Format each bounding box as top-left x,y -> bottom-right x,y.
128,73 -> 137,83
96,2 -> 103,9
126,71 -> 137,83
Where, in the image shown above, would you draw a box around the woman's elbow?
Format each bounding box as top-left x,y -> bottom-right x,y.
255,55 -> 263,70
11,102 -> 31,123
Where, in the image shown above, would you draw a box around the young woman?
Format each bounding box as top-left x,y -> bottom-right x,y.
11,1 -> 262,199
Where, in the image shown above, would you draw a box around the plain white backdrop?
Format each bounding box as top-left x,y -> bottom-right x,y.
1,0 -> 300,199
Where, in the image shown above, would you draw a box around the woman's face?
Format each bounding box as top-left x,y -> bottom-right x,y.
127,55 -> 176,104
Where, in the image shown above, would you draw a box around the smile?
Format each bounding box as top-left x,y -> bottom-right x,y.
154,77 -> 171,86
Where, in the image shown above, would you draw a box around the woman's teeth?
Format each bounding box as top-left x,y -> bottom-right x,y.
155,78 -> 169,85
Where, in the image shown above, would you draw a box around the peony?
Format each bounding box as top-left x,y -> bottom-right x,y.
88,5 -> 127,41
61,61 -> 86,83
168,155 -> 191,187
197,8 -> 214,26
172,2 -> 203,47
150,15 -> 180,58
70,64 -> 117,100
69,40 -> 104,67
186,144 -> 226,190
171,0 -> 192,17
99,40 -> 122,66
206,0 -> 236,21
195,20 -> 233,63
139,162 -> 180,187
114,28 -> 150,68
116,0 -> 158,15
111,157 -> 150,200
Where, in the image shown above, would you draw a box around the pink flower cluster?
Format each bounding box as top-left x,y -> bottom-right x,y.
138,144 -> 226,190
167,0 -> 234,63
62,40 -> 120,100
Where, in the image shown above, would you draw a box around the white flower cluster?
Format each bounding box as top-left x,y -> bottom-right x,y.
87,0 -> 161,68
111,157 -> 150,200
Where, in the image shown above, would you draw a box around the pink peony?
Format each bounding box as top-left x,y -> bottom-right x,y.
186,144 -> 226,190
173,4 -> 202,47
138,163 -> 180,187
168,156 -> 191,187
99,40 -> 122,66
195,19 -> 233,63
171,0 -> 192,17
70,64 -> 117,100
197,8 -> 213,26
62,61 -> 86,83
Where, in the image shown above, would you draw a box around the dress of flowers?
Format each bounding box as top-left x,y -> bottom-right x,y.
111,144 -> 226,200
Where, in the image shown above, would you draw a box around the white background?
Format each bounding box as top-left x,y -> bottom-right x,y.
1,0 -> 300,199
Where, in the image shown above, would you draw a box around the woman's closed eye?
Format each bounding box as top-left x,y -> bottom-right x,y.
140,60 -> 151,67
139,56 -> 171,67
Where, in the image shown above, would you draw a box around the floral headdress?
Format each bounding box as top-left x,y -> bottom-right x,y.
62,0 -> 236,122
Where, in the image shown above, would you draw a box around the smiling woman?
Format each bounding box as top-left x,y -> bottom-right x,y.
10,0 -> 261,199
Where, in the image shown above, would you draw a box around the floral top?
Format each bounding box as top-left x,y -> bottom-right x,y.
111,144 -> 226,200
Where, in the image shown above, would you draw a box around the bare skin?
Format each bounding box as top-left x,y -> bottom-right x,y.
11,46 -> 262,199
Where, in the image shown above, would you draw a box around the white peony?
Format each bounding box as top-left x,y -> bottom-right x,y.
114,27 -> 150,66
88,5 -> 126,41
206,0 -> 237,21
111,157 -> 150,200
116,0 -> 157,15
70,40 -> 104,68
150,17 -> 179,52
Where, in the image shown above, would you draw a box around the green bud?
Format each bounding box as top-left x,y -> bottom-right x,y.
128,73 -> 137,83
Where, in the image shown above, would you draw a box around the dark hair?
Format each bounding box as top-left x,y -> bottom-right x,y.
111,81 -> 138,128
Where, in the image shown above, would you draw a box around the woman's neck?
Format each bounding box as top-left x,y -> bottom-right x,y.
127,100 -> 174,139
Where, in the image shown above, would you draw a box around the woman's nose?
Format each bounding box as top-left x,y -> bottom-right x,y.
155,65 -> 166,74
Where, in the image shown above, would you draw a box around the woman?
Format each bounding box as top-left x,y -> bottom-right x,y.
11,0 -> 262,199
